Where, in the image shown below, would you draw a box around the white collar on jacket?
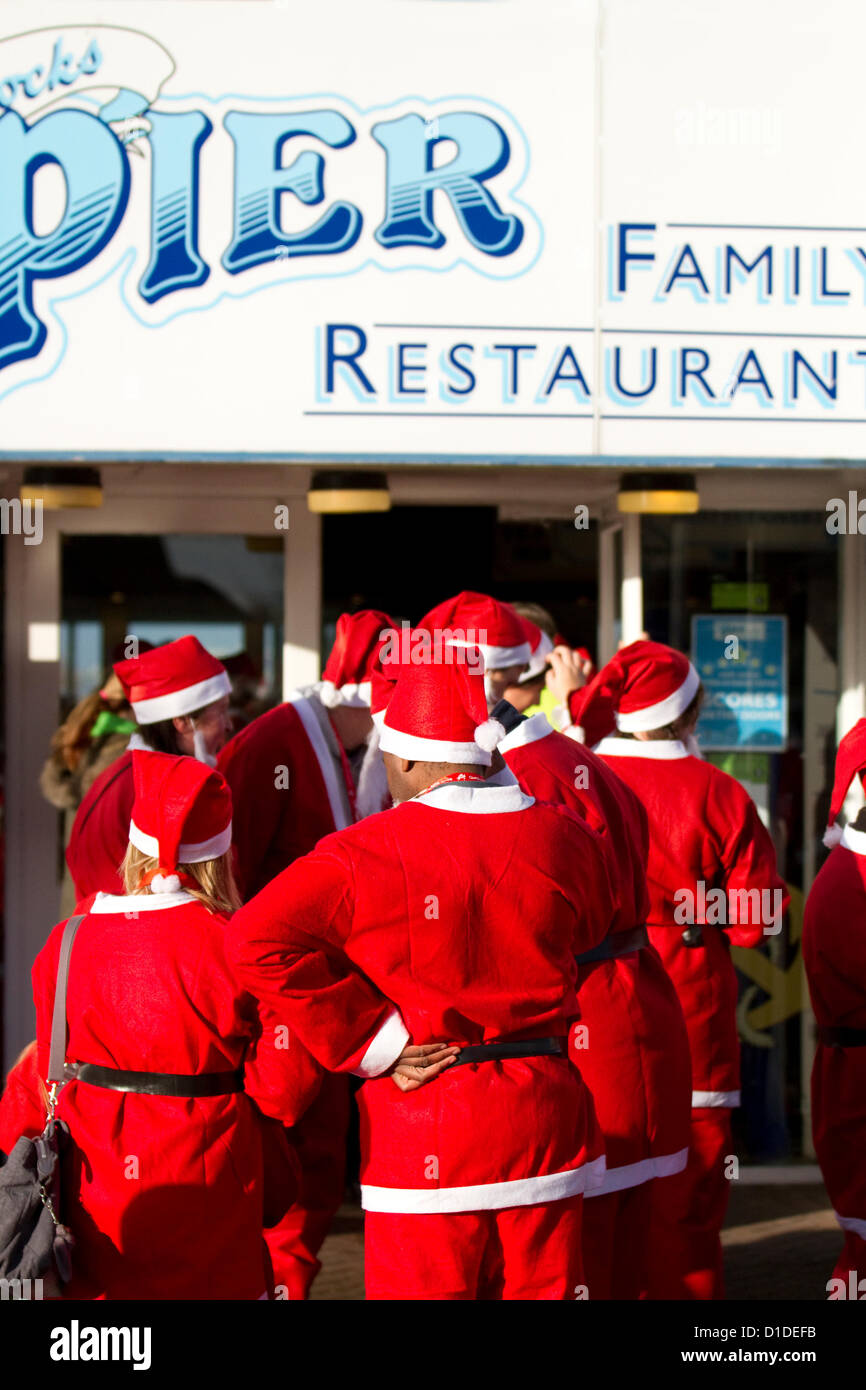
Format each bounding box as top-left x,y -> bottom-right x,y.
497,711 -> 553,754
841,824 -> 866,857
126,731 -> 149,752
593,736 -> 690,760
90,890 -> 200,914
412,770 -> 534,815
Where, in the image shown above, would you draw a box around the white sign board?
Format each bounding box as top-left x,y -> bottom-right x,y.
0,0 -> 864,461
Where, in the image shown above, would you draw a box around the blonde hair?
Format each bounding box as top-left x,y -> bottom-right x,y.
120,843 -> 241,916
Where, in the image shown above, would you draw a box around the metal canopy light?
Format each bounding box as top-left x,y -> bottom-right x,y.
307,470 -> 391,514
20,466 -> 103,510
617,471 -> 699,515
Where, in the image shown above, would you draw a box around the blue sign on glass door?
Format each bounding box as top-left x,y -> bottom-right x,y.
691,614 -> 787,751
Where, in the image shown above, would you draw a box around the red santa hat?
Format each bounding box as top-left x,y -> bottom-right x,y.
379,651 -> 505,765
573,639 -> 700,741
128,750 -> 233,893
114,636 -> 230,725
824,719 -> 866,848
515,614 -> 554,683
417,591 -> 531,671
320,609 -> 395,709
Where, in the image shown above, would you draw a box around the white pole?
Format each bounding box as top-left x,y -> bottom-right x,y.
621,511 -> 644,644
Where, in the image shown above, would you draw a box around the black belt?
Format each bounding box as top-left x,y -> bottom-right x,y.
816,1026 -> 866,1048
576,923 -> 650,966
451,1037 -> 567,1067
66,1062 -> 244,1096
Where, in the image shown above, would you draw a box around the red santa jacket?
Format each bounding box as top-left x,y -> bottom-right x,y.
803,826 -> 866,1237
218,689 -> 354,900
591,736 -> 787,1105
498,716 -> 691,1190
226,776 -> 616,1214
32,890 -> 318,1300
65,749 -> 135,900
0,1042 -> 44,1154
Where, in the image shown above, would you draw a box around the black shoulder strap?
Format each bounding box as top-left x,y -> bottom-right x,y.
47,914 -> 86,1084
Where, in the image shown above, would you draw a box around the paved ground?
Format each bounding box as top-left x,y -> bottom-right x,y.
310,1182 -> 841,1301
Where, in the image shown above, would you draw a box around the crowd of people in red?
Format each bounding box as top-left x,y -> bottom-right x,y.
0,591 -> 862,1301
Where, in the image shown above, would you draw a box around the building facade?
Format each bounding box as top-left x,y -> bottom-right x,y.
3,0 -> 866,1161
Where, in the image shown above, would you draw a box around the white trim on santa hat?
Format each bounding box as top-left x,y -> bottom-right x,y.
497,711 -> 554,754
360,1154 -> 606,1214
520,630 -> 554,683
840,823 -> 866,857
129,819 -> 233,864
593,736 -> 690,760
90,890 -> 199,913
413,778 -> 534,815
614,662 -> 699,733
379,723 -> 493,766
351,1009 -> 411,1078
447,636 -> 532,670
319,679 -> 373,710
130,670 -> 231,725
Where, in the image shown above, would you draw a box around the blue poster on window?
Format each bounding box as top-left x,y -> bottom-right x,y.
691,614 -> 787,751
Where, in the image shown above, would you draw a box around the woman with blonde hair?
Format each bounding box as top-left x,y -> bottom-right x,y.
31,750 -> 312,1300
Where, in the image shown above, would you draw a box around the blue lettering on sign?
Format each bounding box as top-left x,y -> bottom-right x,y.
0,108 -> 130,372
372,112 -> 523,256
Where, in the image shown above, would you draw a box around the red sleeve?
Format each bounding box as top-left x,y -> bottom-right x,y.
0,1043 -> 45,1151
242,997 -> 324,1126
225,840 -> 407,1076
708,773 -> 790,948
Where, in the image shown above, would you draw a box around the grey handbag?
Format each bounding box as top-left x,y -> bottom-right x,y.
0,913 -> 84,1291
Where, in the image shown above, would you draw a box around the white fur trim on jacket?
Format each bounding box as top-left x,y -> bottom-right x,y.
90,891 -> 199,913
497,711 -> 554,754
840,824 -> 866,856
361,1154 -> 607,1214
130,670 -> 231,724
414,779 -> 534,815
288,690 -> 353,831
593,736 -> 690,760
585,1146 -> 689,1197
128,819 -> 232,864
615,663 -> 700,733
692,1089 -> 740,1108
352,1009 -> 410,1078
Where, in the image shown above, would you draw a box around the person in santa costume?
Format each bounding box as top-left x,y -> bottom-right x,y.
405,599 -> 690,1298
226,655 -> 616,1301
803,719 -> 866,1294
217,608 -> 394,1300
570,640 -> 788,1300
66,636 -> 233,901
417,589 -> 531,707
31,750 -> 310,1300
474,612 -> 690,1300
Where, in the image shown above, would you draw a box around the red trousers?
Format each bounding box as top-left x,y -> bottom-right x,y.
267,1073 -> 349,1301
830,1231 -> 866,1296
365,1195 -> 584,1301
646,1108 -> 733,1300
582,1182 -> 653,1300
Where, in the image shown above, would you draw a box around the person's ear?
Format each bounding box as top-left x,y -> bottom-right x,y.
172,714 -> 193,734
400,758 -> 412,774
